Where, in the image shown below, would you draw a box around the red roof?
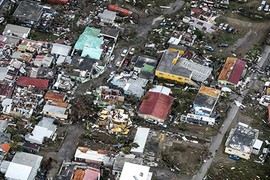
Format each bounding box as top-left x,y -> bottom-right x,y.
17,76 -> 49,89
227,59 -> 246,85
1,143 -> 10,153
138,92 -> 174,121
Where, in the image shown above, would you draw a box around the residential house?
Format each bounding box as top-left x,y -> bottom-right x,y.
100,27 -> 120,42
13,1 -> 43,26
72,168 -> 101,180
0,132 -> 11,162
66,56 -> 103,83
16,76 -> 49,89
42,101 -> 68,120
193,86 -> 221,117
53,73 -> 75,91
134,56 -> 158,81
2,24 -> 31,38
22,142 -> 40,154
130,127 -> 150,155
180,113 -> 215,125
51,43 -> 72,65
113,155 -> 143,177
218,57 -> 246,88
0,82 -> 14,101
74,27 -> 104,60
2,85 -> 45,118
33,54 -> 54,67
138,90 -> 174,123
98,108 -> 132,134
74,147 -> 114,166
98,10 -> 117,24
119,162 -> 152,180
94,86 -> 124,107
44,90 -> 66,102
225,122 -> 261,160
4,152 -> 43,180
124,77 -> 148,99
25,117 -> 57,144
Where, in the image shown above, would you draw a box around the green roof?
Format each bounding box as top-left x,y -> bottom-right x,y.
141,63 -> 154,72
74,27 -> 103,60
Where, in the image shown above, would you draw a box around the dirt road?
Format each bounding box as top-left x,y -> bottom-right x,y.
226,17 -> 270,55
39,123 -> 85,178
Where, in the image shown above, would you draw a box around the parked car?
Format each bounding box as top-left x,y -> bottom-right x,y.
146,118 -> 158,124
129,47 -> 135,55
123,59 -> 129,67
222,23 -> 229,30
121,49 -> 128,57
229,154 -> 240,160
205,45 -> 215,52
258,5 -> 264,11
218,43 -> 229,47
158,122 -> 167,128
116,61 -> 121,67
264,4 -> 269,12
227,26 -> 234,33
218,23 -> 224,29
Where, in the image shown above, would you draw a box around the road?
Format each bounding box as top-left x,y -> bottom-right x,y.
40,123 -> 85,178
192,45 -> 270,180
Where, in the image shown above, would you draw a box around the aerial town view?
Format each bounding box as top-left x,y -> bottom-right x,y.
0,0 -> 270,179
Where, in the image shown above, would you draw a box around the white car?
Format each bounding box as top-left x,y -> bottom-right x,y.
218,23 -> 224,29
121,49 -> 128,57
264,4 -> 269,12
129,48 -> 135,55
258,5 -> 263,11
223,23 -> 229,30
0,17 -> 4,24
116,61 -> 121,67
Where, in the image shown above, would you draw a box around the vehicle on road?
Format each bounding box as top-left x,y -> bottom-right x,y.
229,154 -> 240,160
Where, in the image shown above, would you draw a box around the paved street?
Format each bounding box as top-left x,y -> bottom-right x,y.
192,45 -> 270,180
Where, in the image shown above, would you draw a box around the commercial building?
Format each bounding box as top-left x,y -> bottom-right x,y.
4,152 -> 43,180
13,1 -> 43,26
225,122 -> 261,160
2,24 -> 31,38
131,127 -> 150,155
119,162 -> 152,180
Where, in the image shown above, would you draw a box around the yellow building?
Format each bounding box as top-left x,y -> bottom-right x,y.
155,49 -> 193,84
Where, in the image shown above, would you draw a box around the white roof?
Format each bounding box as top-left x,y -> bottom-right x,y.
168,37 -> 180,45
6,152 -> 43,180
75,147 -> 106,162
0,67 -> 8,81
131,127 -> 150,154
25,125 -> 55,144
149,85 -> 171,95
3,24 -> 31,38
51,43 -> 71,56
43,104 -> 66,115
120,162 -> 151,180
253,139 -> 263,150
5,162 -> 32,180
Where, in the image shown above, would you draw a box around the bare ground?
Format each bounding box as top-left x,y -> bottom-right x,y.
226,17 -> 270,55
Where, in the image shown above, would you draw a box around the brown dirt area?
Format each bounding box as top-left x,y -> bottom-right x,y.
161,140 -> 209,175
226,17 -> 270,55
